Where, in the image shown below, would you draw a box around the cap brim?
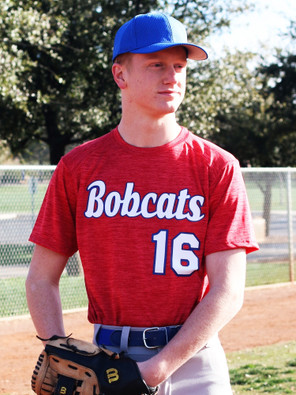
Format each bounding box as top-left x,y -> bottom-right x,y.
130,42 -> 208,61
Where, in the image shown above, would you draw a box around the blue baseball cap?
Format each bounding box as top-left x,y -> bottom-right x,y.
112,12 -> 208,62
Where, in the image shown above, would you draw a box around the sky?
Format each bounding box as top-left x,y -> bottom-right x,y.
207,0 -> 294,59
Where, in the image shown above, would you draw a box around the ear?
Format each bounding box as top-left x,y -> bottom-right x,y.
112,63 -> 127,89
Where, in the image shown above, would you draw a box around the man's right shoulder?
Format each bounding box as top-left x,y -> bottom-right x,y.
61,129 -> 116,166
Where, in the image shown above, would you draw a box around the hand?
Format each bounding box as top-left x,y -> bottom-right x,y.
137,358 -> 167,388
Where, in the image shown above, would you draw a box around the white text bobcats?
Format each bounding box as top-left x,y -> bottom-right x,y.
84,180 -> 205,222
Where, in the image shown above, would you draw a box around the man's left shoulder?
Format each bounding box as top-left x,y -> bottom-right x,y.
187,130 -> 238,166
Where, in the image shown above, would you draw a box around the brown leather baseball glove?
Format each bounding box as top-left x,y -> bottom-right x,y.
31,335 -> 158,395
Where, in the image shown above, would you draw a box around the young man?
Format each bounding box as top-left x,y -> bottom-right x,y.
26,12 -> 259,394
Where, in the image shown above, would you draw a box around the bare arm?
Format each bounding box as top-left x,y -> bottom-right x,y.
138,248 -> 247,387
26,244 -> 69,340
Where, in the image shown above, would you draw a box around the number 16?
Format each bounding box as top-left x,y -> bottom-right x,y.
152,230 -> 200,276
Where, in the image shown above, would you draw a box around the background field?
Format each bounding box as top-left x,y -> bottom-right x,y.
0,284 -> 295,395
1,168 -> 296,318
1,262 -> 296,318
0,167 -> 295,394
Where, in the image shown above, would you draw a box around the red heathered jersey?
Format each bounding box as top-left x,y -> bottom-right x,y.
30,127 -> 258,327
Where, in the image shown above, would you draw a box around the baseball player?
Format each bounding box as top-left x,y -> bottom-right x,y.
26,12 -> 259,394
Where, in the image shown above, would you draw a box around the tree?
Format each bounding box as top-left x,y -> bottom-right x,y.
177,49 -> 266,165
257,54 -> 296,167
0,0 -> 250,164
254,41 -> 296,235
189,23 -> 296,235
202,21 -> 296,167
0,0 -> 159,164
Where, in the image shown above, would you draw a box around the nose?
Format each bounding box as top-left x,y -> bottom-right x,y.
163,65 -> 178,84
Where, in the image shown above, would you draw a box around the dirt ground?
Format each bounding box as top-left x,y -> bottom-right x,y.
0,283 -> 295,395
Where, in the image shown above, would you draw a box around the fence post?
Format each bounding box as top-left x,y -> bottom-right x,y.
28,176 -> 38,227
286,169 -> 294,283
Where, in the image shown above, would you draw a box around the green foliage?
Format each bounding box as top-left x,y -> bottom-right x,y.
210,39 -> 296,167
179,50 -> 263,148
179,20 -> 296,168
255,51 -> 296,167
0,0 -> 161,163
1,1 -> 294,167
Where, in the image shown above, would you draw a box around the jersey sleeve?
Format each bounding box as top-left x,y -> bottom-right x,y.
204,158 -> 259,256
29,158 -> 78,257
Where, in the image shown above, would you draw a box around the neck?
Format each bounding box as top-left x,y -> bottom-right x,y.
117,114 -> 181,148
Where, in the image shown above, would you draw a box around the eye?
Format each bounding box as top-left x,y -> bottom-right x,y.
152,62 -> 163,68
174,63 -> 186,72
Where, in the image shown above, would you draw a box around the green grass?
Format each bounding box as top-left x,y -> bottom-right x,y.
0,277 -> 28,316
244,179 -> 296,212
246,262 -> 295,287
0,262 -> 293,317
227,342 -> 296,394
0,244 -> 294,317
246,186 -> 296,212
0,183 -> 48,213
0,275 -> 87,317
59,275 -> 88,310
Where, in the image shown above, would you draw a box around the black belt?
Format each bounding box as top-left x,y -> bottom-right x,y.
96,325 -> 181,349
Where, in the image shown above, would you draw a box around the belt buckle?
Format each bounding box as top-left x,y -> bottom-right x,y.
142,327 -> 161,349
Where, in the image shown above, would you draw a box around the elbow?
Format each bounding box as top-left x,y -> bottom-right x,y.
25,270 -> 40,302
25,270 -> 35,294
228,287 -> 245,320
25,267 -> 51,299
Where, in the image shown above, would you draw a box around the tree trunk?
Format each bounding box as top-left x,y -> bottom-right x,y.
49,139 -> 66,165
43,104 -> 67,165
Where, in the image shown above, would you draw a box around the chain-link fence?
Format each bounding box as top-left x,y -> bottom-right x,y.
243,168 -> 295,287
0,165 -> 86,318
0,166 -> 295,318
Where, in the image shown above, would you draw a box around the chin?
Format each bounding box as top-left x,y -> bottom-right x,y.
162,103 -> 181,114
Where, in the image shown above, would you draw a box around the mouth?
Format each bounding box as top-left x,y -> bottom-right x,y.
158,90 -> 180,97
